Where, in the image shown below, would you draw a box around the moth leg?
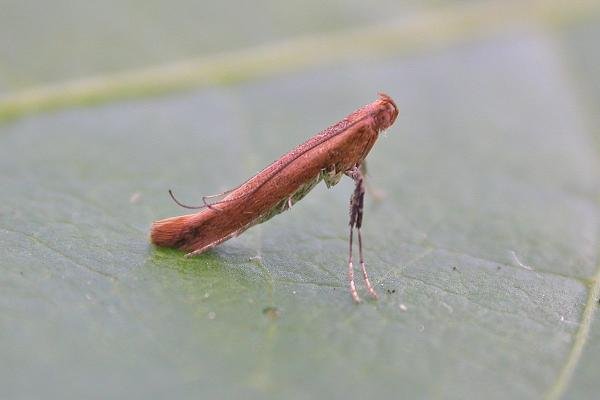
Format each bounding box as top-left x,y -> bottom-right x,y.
184,227 -> 247,258
357,226 -> 378,299
280,196 -> 293,212
360,161 -> 386,203
347,165 -> 378,301
185,249 -> 204,257
359,161 -> 368,175
347,224 -> 361,303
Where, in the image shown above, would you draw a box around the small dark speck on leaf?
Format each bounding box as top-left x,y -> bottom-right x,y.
386,289 -> 396,294
263,306 -> 280,320
452,266 -> 458,271
497,266 -> 501,270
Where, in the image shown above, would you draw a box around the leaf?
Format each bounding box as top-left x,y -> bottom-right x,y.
1,3 -> 600,400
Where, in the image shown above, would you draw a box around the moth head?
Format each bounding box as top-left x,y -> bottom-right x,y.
374,93 -> 399,131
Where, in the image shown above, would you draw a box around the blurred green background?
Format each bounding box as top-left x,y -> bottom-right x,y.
2,1 -> 600,399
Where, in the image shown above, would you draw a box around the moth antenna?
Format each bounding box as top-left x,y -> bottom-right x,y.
168,189 -> 205,209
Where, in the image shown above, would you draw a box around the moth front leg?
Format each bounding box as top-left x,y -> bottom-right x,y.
346,164 -> 378,302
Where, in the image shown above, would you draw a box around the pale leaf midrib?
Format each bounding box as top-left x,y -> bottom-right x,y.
1,0 -> 599,123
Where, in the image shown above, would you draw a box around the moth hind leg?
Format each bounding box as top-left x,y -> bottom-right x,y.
184,232 -> 237,258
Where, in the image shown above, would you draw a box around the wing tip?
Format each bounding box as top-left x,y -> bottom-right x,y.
150,215 -> 189,248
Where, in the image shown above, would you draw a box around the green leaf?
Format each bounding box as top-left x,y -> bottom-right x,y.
1,2 -> 600,399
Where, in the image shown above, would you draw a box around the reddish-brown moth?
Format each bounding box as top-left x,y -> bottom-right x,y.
151,93 -> 399,302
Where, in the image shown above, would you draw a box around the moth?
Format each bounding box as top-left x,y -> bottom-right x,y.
151,93 -> 399,302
